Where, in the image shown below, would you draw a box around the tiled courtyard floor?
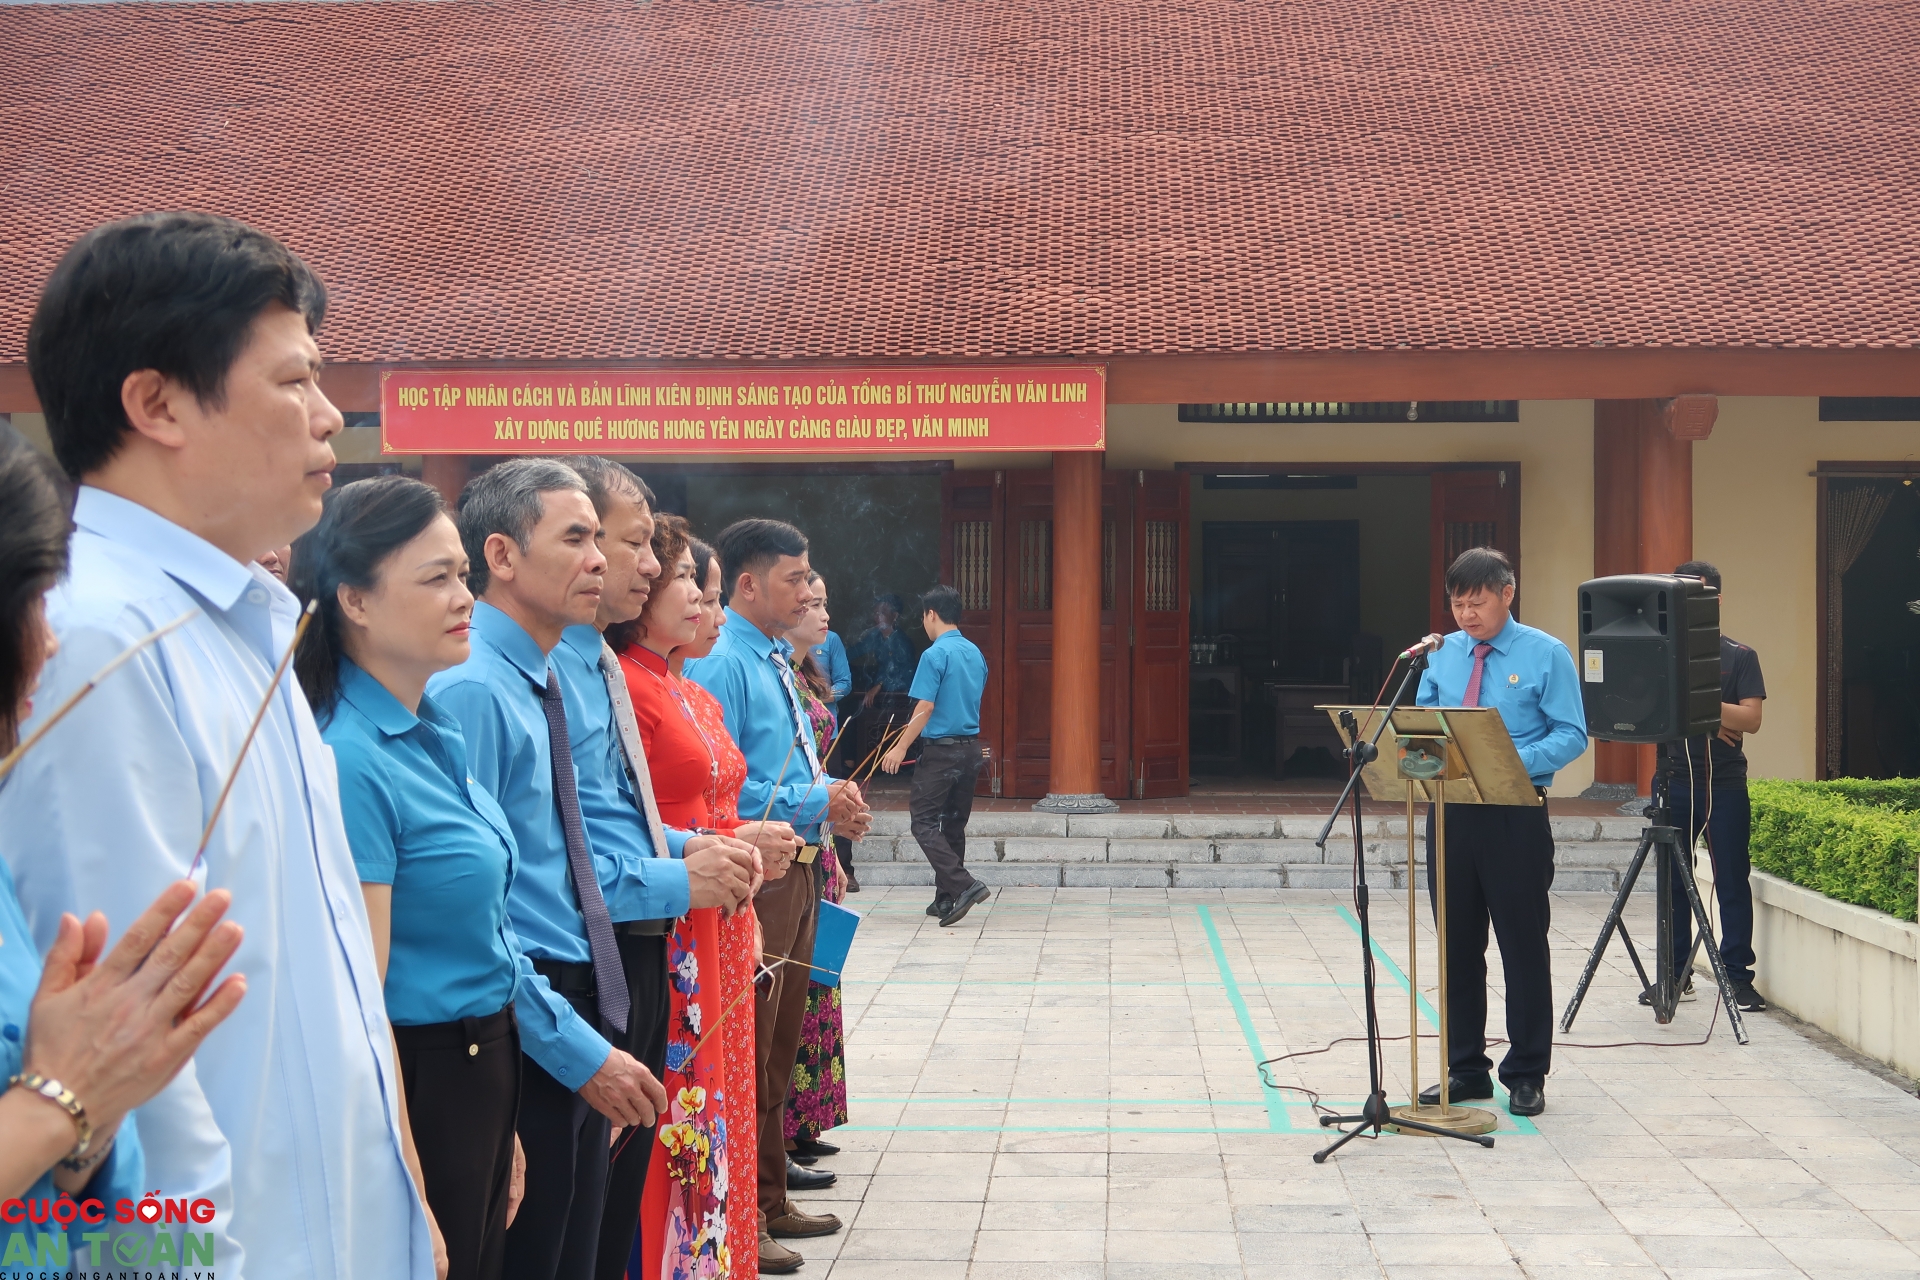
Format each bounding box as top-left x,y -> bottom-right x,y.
783,885 -> 1920,1279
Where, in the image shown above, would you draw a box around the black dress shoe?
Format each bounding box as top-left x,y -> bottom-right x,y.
939,880 -> 992,927
926,896 -> 950,918
1417,1073 -> 1495,1106
1507,1082 -> 1546,1116
786,1159 -> 837,1191
793,1136 -> 840,1159
789,1152 -> 817,1166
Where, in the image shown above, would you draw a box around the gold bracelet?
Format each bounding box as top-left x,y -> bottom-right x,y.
8,1072 -> 93,1159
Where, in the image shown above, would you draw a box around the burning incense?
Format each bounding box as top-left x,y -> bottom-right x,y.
191,601 -> 317,870
0,610 -> 199,784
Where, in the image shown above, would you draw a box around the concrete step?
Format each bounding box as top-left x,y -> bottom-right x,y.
865,809 -> 1654,844
851,860 -> 1649,893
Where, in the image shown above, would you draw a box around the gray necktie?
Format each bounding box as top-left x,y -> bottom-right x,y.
539,668 -> 629,1033
600,642 -> 672,860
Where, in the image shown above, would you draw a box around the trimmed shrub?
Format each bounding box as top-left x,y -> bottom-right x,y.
1749,779 -> 1920,923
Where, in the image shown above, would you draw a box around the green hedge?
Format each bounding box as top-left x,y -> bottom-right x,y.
1749,780 -> 1920,923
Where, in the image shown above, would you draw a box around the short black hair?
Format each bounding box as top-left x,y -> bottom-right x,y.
875,593 -> 904,613
290,476 -> 448,721
564,456 -> 654,517
1674,560 -> 1721,591
457,458 -> 590,597
1445,546 -> 1515,598
0,429 -> 72,753
28,212 -> 328,480
713,519 -> 807,598
921,584 -> 963,624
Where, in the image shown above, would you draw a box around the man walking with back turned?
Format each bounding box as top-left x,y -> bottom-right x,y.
881,584 -> 990,927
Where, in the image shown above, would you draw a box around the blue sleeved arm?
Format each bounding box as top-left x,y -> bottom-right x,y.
825,634 -> 851,700
584,773 -> 691,922
1519,639 -> 1590,782
1415,663 -> 1440,707
664,826 -> 692,856
331,738 -> 401,886
907,647 -> 946,704
510,950 -> 615,1087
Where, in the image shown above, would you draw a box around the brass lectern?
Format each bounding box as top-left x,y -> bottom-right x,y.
1325,704 -> 1540,1138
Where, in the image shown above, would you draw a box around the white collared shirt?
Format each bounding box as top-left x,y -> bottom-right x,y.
0,487 -> 432,1278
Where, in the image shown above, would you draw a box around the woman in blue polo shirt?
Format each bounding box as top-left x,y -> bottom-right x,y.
292,476 -> 525,1280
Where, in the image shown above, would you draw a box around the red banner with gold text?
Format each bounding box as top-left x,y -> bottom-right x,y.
380,365 -> 1105,455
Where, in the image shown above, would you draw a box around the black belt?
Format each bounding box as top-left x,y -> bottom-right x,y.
616,918 -> 674,937
530,958 -> 595,996
925,734 -> 978,746
392,1004 -> 517,1053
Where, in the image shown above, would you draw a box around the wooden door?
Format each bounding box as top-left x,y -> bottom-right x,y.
998,466 -> 1129,800
1202,522 -> 1359,683
940,470 -> 1006,796
1429,467 -> 1523,633
1129,470 -> 1190,798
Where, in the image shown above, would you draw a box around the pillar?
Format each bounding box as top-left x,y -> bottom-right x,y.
1592,397 -> 1714,797
421,455 -> 470,509
1035,450 -> 1117,813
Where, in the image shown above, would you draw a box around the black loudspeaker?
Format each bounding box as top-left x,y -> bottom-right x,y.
1577,575 -> 1721,743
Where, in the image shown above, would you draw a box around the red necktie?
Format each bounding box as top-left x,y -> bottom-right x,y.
1462,642 -> 1494,707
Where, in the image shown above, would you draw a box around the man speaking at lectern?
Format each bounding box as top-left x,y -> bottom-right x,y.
1416,547 -> 1587,1117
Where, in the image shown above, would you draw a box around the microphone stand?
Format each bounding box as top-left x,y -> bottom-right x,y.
1310,650 -> 1494,1162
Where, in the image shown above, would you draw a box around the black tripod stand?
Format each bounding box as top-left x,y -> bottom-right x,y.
1309,657 -> 1495,1162
1560,770 -> 1748,1043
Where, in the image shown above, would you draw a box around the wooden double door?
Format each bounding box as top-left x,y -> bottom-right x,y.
940,466 -> 1190,800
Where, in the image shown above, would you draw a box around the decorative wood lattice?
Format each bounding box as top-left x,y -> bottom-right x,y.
954,520 -> 991,611
1144,521 -> 1179,612
1444,521 -> 1498,567
1102,520 -> 1117,611
1018,519 -> 1052,612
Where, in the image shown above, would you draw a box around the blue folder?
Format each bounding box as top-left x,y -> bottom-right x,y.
809,899 -> 860,986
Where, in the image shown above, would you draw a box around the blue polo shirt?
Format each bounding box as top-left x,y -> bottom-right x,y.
324,659 -> 523,1027
1417,616 -> 1588,788
426,603 -> 613,1088
814,630 -> 851,700
686,608 -> 839,836
552,625 -> 691,923
909,628 -> 988,738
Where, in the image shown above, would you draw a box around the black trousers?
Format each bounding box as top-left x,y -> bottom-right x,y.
1664,781 -> 1757,985
504,989 -> 615,1280
595,932 -> 672,1280
394,1005 -> 521,1280
910,737 -> 984,901
1425,798 -> 1556,1088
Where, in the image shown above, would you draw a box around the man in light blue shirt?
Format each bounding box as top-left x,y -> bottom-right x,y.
686,518 -> 870,1265
426,460 -> 669,1280
881,585 -> 991,925
0,214 -> 435,1277
555,456 -> 757,1280
1414,547 -> 1587,1119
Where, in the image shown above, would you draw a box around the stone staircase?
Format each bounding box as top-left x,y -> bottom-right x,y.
851,810 -> 1655,892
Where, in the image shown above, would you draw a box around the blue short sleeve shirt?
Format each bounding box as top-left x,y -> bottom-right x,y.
324,660 -> 523,1027
908,629 -> 988,738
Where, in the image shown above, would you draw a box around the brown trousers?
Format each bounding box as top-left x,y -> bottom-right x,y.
754,858 -> 819,1223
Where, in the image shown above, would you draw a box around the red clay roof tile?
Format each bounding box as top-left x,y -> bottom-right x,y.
0,0 -> 1914,364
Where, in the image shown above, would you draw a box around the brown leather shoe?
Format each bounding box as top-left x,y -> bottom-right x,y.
759,1231 -> 804,1274
767,1203 -> 844,1238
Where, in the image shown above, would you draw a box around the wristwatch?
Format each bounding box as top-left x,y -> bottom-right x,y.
8,1072 -> 92,1158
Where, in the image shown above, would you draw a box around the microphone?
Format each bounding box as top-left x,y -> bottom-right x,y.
1398,633 -> 1445,661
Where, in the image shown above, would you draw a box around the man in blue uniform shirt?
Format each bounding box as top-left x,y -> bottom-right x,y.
881,585 -> 991,926
428,459 -> 672,1280
1415,547 -> 1587,1118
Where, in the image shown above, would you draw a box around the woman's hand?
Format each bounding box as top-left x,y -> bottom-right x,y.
735,820 -> 799,882
506,1133 -> 526,1228
22,881 -> 246,1138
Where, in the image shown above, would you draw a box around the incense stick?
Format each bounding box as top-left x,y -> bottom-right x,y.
789,710 -> 858,829
191,601 -> 317,870
852,721 -> 913,786
843,713 -> 898,784
0,609 -> 199,784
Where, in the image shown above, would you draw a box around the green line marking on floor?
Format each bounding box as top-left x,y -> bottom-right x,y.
1195,903 -> 1290,1132
1332,902 -> 1540,1136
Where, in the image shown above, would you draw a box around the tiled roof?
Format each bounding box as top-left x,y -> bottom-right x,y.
1,0 -> 1915,364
